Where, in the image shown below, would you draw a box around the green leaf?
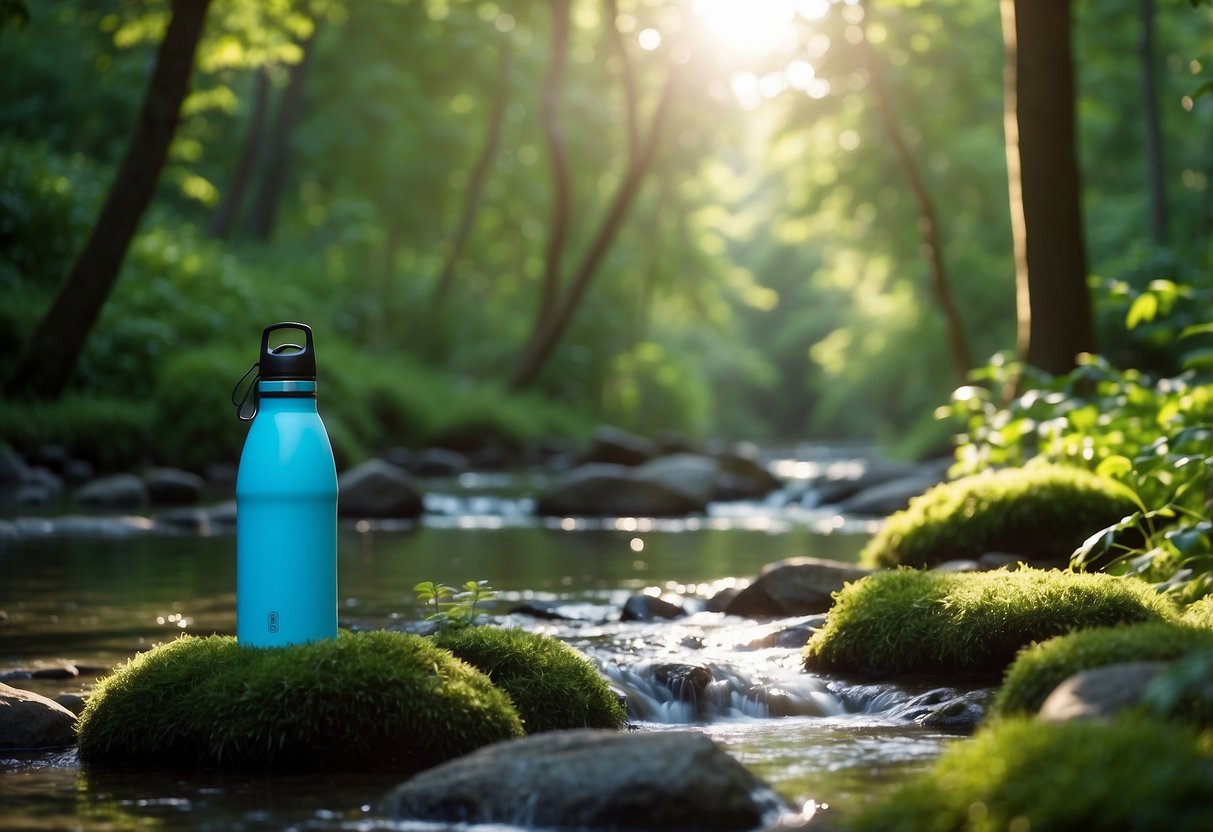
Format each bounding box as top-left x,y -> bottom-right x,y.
1179,322 -> 1213,338
1126,293 -> 1159,329
1095,454 -> 1133,479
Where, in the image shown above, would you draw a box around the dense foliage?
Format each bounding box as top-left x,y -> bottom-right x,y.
2,0 -> 1211,458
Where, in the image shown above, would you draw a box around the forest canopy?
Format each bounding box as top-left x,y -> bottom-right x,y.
1,0 -> 1211,456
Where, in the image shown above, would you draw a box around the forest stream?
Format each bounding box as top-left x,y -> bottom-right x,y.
0,448 -> 989,831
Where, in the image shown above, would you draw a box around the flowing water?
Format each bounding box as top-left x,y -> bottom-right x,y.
0,464 -> 981,830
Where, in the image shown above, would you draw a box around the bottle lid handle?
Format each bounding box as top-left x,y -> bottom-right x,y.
259,322 -> 316,380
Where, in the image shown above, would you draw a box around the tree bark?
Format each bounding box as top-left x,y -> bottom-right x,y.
1000,0 -> 1094,377
508,69 -> 679,391
432,40 -> 513,309
1138,0 -> 1168,244
247,29 -> 316,242
859,6 -> 971,383
208,66 -> 270,239
537,0 -> 573,327
4,0 -> 211,400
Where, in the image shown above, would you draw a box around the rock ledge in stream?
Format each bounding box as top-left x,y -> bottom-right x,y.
725,557 -> 873,618
380,729 -> 791,830
0,682 -> 78,749
536,456 -> 719,517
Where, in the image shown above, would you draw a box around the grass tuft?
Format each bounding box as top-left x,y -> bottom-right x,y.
803,568 -> 1178,676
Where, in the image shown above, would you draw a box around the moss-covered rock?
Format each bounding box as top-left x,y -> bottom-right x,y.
848,716 -> 1213,832
431,626 -> 627,733
76,631 -> 523,770
993,621 -> 1213,717
803,568 -> 1177,676
1184,595 -> 1213,629
859,464 -> 1139,569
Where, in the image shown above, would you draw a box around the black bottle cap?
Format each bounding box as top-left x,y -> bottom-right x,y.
259,322 -> 317,380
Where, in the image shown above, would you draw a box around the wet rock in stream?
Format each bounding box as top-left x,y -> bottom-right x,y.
380,729 -> 793,830
0,682 -> 78,750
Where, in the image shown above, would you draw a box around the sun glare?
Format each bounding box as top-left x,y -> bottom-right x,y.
692,0 -> 831,55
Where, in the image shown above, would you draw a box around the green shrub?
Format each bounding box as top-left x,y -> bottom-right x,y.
848,716 -> 1213,832
993,621 -> 1213,717
859,464 -> 1139,569
803,568 -> 1177,677
431,626 -> 627,733
0,395 -> 152,471
76,632 -> 523,771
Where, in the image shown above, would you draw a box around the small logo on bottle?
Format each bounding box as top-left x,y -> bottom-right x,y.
268,611 -> 280,633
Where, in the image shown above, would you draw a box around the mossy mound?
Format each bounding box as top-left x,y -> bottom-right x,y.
859,464 -> 1138,569
431,626 -> 627,733
848,716 -> 1213,832
76,631 -> 523,770
993,621 -> 1213,717
1183,596 -> 1213,629
803,568 -> 1177,676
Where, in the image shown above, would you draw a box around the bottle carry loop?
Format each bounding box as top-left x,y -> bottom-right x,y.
232,361 -> 261,422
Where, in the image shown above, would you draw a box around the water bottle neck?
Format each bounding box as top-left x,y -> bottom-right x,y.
257,379 -> 319,411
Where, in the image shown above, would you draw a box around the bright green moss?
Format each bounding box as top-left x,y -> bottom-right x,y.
859,464 -> 1139,569
803,568 -> 1177,676
431,626 -> 627,733
848,716 -> 1213,832
1183,596 -> 1213,629
993,621 -> 1213,718
76,632 -> 523,770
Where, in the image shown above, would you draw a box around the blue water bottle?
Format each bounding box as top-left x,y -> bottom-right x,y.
232,322 -> 338,647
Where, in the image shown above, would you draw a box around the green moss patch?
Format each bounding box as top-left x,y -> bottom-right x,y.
859,464 -> 1139,569
1184,596 -> 1213,629
803,569 -> 1177,676
432,626 -> 627,733
77,632 -> 523,770
993,621 -> 1213,717
849,716 -> 1213,832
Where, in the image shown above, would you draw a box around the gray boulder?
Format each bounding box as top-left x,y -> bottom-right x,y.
834,465 -> 948,516
583,426 -> 660,466
337,459 -> 423,519
381,729 -> 791,830
711,446 -> 781,500
536,463 -> 708,517
1039,661 -> 1170,723
621,594 -> 686,622
724,557 -> 873,618
0,682 -> 77,749
74,474 -> 149,509
634,453 -> 719,506
143,466 -> 205,505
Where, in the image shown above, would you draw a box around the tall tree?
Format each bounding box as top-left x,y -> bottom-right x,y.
859,2 -> 972,383
208,66 -> 270,239
5,0 -> 212,400
1138,0 -> 1168,244
1000,0 -> 1094,377
508,0 -> 679,391
247,28 -> 317,241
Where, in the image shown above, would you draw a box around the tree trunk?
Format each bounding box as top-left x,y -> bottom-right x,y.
432,40 -> 513,309
859,6 -> 972,383
4,0 -> 211,400
537,0 -> 573,327
247,30 -> 316,242
208,66 -> 270,239
1000,0 -> 1094,377
1138,0 -> 1168,244
508,69 -> 679,391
